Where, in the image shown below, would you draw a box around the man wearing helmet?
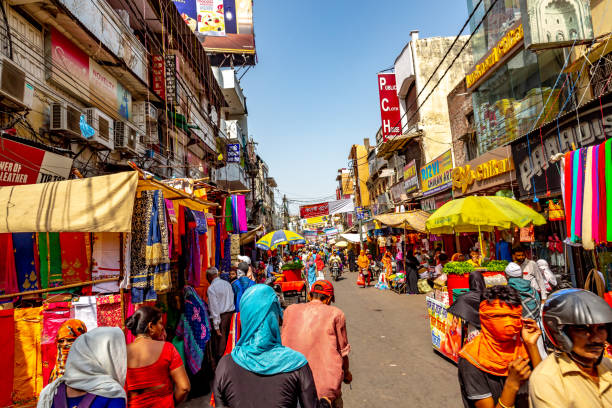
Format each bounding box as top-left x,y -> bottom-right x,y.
530,288 -> 612,407
281,280 -> 352,407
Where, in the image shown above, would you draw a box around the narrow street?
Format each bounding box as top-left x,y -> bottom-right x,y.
332,269 -> 461,407
183,269 -> 461,407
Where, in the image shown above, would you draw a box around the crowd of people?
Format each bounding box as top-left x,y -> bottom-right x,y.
35,249 -> 352,408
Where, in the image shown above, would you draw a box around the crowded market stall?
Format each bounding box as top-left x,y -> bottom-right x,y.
0,170 -> 253,407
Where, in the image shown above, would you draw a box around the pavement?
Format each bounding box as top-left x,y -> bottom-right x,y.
181,268 -> 462,407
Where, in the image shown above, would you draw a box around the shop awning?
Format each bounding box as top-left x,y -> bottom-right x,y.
340,233 -> 361,243
0,172 -> 139,233
373,210 -> 430,232
377,131 -> 421,159
564,35 -> 612,73
240,225 -> 264,245
137,178 -> 218,212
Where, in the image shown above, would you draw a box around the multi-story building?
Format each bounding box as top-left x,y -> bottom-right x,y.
0,0 -> 226,184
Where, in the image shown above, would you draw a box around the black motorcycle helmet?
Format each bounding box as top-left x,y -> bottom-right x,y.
542,288 -> 612,354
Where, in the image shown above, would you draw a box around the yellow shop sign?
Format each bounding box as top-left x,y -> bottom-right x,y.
465,24 -> 524,89
452,157 -> 514,194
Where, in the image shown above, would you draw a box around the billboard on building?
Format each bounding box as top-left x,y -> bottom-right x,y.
173,0 -> 255,59
420,150 -> 453,197
377,73 -> 402,142
520,0 -> 594,50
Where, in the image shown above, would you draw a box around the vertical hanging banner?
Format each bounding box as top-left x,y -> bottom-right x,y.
377,73 -> 401,142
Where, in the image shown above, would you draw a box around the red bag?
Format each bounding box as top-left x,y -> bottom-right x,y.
356,273 -> 365,286
604,292 -> 612,308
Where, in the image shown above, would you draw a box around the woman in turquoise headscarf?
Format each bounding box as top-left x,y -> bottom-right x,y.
213,285 -> 322,408
307,254 -> 317,290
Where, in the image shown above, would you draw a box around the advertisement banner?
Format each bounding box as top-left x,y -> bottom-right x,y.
49,28 -> 131,119
403,160 -> 419,193
174,0 -> 255,58
324,228 -> 339,237
510,94 -> 612,199
0,138 -> 73,186
377,73 -> 401,142
305,216 -> 328,225
300,202 -> 329,219
427,297 -> 462,363
165,55 -> 178,105
421,150 -> 453,197
152,55 -> 165,100
520,0 -> 594,50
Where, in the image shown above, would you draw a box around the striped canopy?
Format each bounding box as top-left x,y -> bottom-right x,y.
255,230 -> 306,250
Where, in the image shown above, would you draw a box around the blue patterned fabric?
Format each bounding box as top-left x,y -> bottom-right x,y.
179,286 -> 211,374
13,232 -> 38,292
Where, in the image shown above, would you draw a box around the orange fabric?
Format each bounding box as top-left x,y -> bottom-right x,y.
357,251 -> 369,269
459,300 -> 527,376
126,342 -> 183,408
13,307 -> 43,405
279,281 -> 306,292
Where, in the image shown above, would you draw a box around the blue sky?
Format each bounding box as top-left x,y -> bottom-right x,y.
241,1 -> 469,214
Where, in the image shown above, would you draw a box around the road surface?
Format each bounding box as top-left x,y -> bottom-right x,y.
181,268 -> 462,407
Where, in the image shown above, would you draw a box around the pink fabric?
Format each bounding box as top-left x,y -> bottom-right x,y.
237,195 -> 247,233
281,300 -> 350,400
41,302 -> 71,386
575,149 -> 584,238
592,145 -> 600,243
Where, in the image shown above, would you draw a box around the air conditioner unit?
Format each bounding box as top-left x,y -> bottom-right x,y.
84,108 -> 114,150
133,101 -> 158,125
114,120 -> 141,156
141,122 -> 158,145
0,57 -> 33,111
50,102 -> 82,138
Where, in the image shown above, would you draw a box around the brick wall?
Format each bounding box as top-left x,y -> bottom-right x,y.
447,79 -> 473,167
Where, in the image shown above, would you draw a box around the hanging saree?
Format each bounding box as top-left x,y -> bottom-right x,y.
73,296 -> 98,330
582,146 -> 595,250
13,307 -> 43,405
236,195 -> 248,233
592,145 -> 601,243
0,309 -> 14,407
178,286 -> 211,374
223,313 -> 241,356
231,195 -> 239,233
0,233 -> 18,296
60,232 -> 91,285
606,139 -> 612,242
92,232 -> 121,293
598,143 -> 608,242
225,196 -> 234,232
564,151 -> 573,238
131,190 -> 159,304
41,302 -> 71,386
150,191 -> 172,294
215,223 -> 221,269
38,233 -> 62,289
13,232 -> 39,292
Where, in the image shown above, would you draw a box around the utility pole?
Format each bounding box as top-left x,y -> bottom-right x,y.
282,194 -> 289,230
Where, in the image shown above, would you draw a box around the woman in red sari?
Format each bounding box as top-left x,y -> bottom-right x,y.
125,306 -> 190,408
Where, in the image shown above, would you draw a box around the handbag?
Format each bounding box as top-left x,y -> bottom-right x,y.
356,273 -> 365,286
584,269 -> 606,298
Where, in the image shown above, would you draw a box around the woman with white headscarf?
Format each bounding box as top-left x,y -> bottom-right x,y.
37,326 -> 127,408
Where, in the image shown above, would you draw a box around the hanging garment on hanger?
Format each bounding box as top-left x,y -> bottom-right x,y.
13,233 -> 39,292
59,233 -> 91,286
38,233 -> 62,290
72,296 -> 97,331
0,233 -> 18,296
582,147 -> 595,250
91,233 -> 121,293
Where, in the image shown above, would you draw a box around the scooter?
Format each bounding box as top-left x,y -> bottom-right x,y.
330,261 -> 342,281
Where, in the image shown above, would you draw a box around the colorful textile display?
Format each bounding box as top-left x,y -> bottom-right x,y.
179,286 -> 211,374
72,296 -> 98,330
223,313 -> 241,356
231,195 -> 239,233
13,232 -> 39,292
41,302 -> 71,386
48,319 -> 87,384
606,139 -> 612,242
131,190 -> 171,303
0,309 -> 14,407
13,307 -> 43,405
0,233 -> 18,296
60,232 -> 91,285
96,294 -> 122,327
38,233 -> 62,289
92,232 -> 121,293
224,196 -> 234,232
582,146 -> 595,250
547,200 -> 565,221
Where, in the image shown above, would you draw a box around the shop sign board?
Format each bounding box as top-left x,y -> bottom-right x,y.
403,160 -> 419,193
226,143 -> 240,162
306,215 -> 328,225
511,96 -> 612,199
48,28 -> 131,119
324,227 -> 338,237
377,73 -> 402,142
465,23 -> 523,89
520,0 -> 594,50
300,202 -> 329,219
452,146 -> 515,197
421,150 -> 453,197
0,138 -> 73,186
427,297 -> 462,363
165,55 -> 178,105
174,0 -> 255,58
421,189 -> 453,213
390,181 -> 407,203
152,55 -> 165,100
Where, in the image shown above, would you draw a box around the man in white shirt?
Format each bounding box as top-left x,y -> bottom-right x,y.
512,247 -> 547,300
206,267 -> 236,364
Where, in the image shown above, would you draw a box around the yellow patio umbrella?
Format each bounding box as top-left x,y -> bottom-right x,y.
425,196 -> 546,254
